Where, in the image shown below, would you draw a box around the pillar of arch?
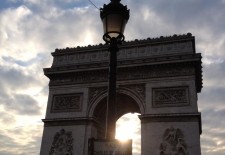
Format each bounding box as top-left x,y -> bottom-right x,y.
40,34 -> 203,155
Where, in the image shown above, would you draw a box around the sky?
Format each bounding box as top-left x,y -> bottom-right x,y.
0,0 -> 225,154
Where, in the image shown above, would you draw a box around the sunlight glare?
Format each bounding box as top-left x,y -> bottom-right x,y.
116,113 -> 140,142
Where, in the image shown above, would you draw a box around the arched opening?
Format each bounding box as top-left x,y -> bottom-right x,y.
116,113 -> 141,155
92,93 -> 142,153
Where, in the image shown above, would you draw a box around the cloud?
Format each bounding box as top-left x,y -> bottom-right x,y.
124,0 -> 225,63
0,66 -> 36,88
0,132 -> 19,154
0,123 -> 43,155
198,61 -> 225,155
0,1 -> 105,63
201,62 -> 225,87
2,94 -> 41,115
0,61 -> 44,116
0,111 -> 16,125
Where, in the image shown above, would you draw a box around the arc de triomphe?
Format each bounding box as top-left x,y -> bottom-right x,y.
40,33 -> 203,155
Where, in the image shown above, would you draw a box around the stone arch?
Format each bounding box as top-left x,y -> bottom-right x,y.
88,89 -> 143,138
87,86 -> 145,138
88,86 -> 145,118
117,87 -> 145,114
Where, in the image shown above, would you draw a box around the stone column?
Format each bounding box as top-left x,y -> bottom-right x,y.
40,86 -> 99,155
140,79 -> 202,155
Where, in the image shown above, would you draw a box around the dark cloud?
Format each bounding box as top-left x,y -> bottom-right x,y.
148,0 -> 224,28
0,65 -> 42,115
0,66 -> 37,89
2,53 -> 50,67
198,62 -> 225,109
0,0 -> 21,10
126,0 -> 225,35
199,87 -> 225,106
202,62 -> 225,83
2,93 -> 41,115
123,0 -> 225,62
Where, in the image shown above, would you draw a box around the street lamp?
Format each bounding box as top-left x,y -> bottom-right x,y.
100,0 -> 130,140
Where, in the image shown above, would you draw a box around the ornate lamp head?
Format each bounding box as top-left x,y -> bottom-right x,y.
100,0 -> 130,43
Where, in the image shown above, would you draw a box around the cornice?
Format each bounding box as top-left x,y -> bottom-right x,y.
42,117 -> 101,127
52,33 -> 194,55
44,53 -> 201,74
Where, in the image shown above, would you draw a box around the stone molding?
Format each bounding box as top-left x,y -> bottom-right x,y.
42,117 -> 101,127
152,86 -> 189,108
49,129 -> 73,155
160,127 -> 188,155
51,93 -> 83,113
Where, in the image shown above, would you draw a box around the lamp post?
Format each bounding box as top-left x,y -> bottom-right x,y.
100,0 -> 129,140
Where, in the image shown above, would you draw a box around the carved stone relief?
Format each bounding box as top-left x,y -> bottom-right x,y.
49,129 -> 73,155
153,87 -> 189,107
119,84 -> 145,104
88,86 -> 107,106
160,127 -> 188,155
51,93 -> 83,113
52,41 -> 193,66
88,84 -> 145,106
50,64 -> 195,86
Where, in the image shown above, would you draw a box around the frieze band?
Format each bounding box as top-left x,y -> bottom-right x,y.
49,64 -> 195,86
52,41 -> 193,67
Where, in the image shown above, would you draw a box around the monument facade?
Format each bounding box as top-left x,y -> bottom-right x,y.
40,33 -> 203,155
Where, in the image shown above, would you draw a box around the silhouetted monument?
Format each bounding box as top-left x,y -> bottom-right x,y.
40,33 -> 202,155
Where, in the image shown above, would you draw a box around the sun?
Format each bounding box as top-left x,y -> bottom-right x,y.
115,113 -> 140,142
